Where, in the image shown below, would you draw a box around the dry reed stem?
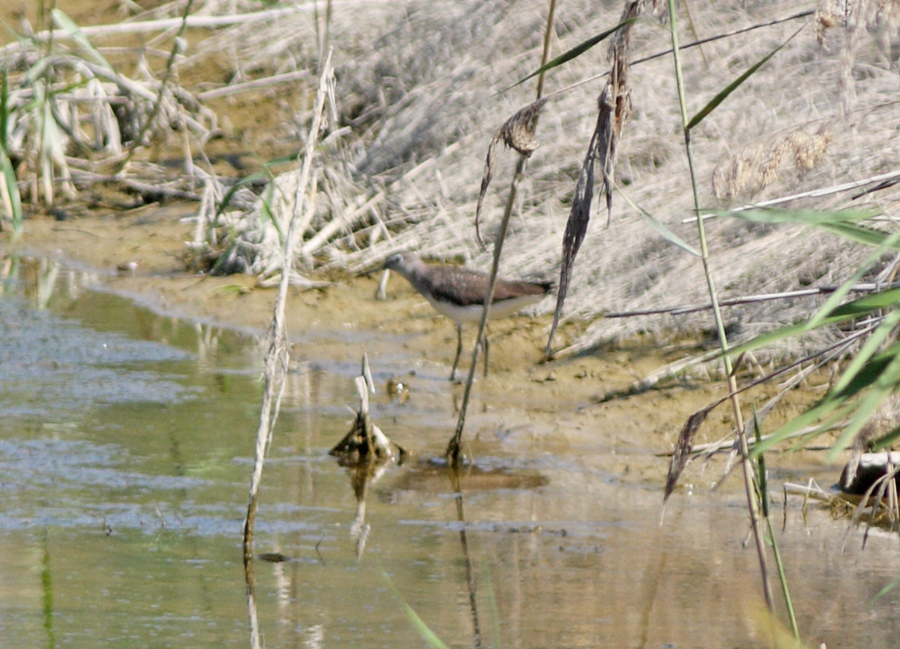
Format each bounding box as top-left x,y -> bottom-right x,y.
664,0 -> 776,610
242,52 -> 334,561
0,32 -> 216,208
447,0 -> 557,464
0,2 -> 375,57
665,407 -> 712,500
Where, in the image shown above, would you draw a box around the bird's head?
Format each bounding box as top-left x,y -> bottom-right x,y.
383,252 -> 413,271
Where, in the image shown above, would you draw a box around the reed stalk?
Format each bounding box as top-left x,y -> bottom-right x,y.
119,0 -> 195,169
446,0 -> 557,463
754,416 -> 799,639
665,0 -> 774,610
241,51 -> 334,560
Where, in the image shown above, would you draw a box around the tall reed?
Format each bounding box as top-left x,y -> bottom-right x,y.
664,0 -> 773,609
242,52 -> 334,559
446,0 -> 558,463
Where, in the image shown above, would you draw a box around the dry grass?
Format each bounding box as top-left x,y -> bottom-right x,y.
195,0 -> 900,355
5,0 -> 900,355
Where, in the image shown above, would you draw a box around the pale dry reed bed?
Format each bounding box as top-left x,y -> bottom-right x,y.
193,0 -> 900,358
0,2 -> 226,222
2,0 -> 899,357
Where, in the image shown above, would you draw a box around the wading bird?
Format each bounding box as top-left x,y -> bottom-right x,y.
383,252 -> 551,381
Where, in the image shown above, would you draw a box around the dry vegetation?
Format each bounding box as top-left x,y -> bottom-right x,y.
201,0 -> 900,356
2,0 -> 900,357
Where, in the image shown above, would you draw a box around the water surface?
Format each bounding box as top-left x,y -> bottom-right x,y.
1,254 -> 899,649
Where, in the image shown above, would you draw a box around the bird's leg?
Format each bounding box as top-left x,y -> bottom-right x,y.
482,326 -> 490,378
450,323 -> 463,382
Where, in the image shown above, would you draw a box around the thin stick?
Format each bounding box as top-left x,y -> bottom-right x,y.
244,559 -> 261,649
604,282 -> 900,319
242,51 -> 333,561
119,0 -> 195,168
783,481 -> 832,501
300,191 -> 385,257
198,70 -> 311,100
0,1 -> 377,54
69,170 -> 202,200
682,169 -> 900,223
666,0 -> 774,610
540,10 -> 814,103
446,0 -> 557,463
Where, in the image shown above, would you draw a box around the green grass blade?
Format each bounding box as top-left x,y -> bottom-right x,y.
620,187 -> 700,257
838,288 -> 900,313
0,70 -> 8,148
828,344 -> 900,403
503,17 -> 636,91
751,400 -> 855,458
213,152 -> 296,225
725,207 -> 880,225
0,147 -> 22,233
639,210 -> 701,257
819,222 -> 900,250
381,571 -> 451,649
751,400 -> 844,457
870,425 -> 900,451
831,309 -> 900,395
754,411 -> 800,639
750,342 -> 900,458
51,9 -> 112,70
760,345 -> 898,448
0,71 -> 22,233
728,287 -> 900,357
24,56 -> 53,86
806,229 -> 900,330
625,209 -> 702,257
686,25 -> 801,130
397,600 -> 452,649
214,170 -> 268,223
480,561 -> 502,649
828,347 -> 900,460
257,182 -> 283,242
722,208 -> 899,331
755,411 -> 769,517
806,263 -> 873,331
869,572 -> 900,605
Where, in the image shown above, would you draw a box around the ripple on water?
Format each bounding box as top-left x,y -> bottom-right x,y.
0,297 -> 196,418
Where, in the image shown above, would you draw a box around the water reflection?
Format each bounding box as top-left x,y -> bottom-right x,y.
41,530 -> 55,649
244,558 -> 262,649
330,371 -> 406,561
0,249 -> 261,379
450,468 -> 483,649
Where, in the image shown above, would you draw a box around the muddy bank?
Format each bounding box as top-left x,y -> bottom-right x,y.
3,205 -> 837,492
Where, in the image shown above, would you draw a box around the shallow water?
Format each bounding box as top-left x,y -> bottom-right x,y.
2,254 -> 900,649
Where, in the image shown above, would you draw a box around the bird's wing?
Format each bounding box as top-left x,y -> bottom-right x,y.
425,267 -> 490,307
